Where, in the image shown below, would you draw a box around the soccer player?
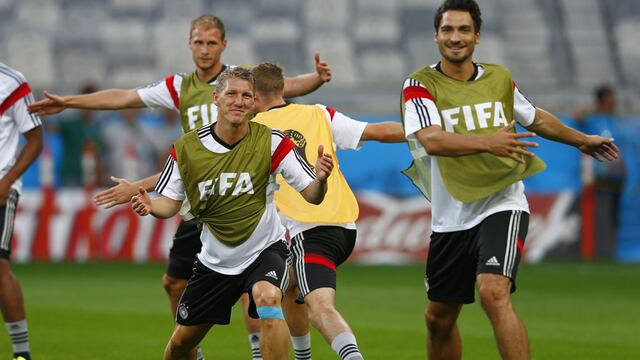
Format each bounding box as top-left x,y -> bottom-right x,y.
0,63 -> 43,360
251,62 -> 405,360
401,1 -> 620,359
28,15 -> 331,359
131,67 -> 333,360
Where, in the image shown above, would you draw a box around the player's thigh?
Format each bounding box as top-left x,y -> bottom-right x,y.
426,228 -> 478,304
244,240 -> 290,317
289,226 -> 355,299
477,210 -> 529,292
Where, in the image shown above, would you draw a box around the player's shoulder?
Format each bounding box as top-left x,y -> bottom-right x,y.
479,63 -> 512,76
0,62 -> 27,85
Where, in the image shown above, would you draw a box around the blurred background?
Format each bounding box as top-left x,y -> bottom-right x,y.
2,0 -> 640,263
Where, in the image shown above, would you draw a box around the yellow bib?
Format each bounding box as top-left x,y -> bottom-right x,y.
253,104 -> 359,223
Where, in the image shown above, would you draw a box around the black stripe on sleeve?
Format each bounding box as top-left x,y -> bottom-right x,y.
155,156 -> 174,193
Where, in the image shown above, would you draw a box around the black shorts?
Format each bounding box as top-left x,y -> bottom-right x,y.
176,240 -> 289,326
166,219 -> 202,280
0,189 -> 19,260
426,210 -> 529,304
289,226 -> 356,300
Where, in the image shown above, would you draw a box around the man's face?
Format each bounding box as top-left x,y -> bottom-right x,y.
435,10 -> 480,64
189,26 -> 227,72
213,78 -> 255,127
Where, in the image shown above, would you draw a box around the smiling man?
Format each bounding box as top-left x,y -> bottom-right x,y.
400,1 -> 619,359
132,67 -> 334,360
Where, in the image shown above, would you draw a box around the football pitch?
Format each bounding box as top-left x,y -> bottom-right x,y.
4,262 -> 639,359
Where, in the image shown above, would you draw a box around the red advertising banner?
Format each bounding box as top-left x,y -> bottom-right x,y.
11,189 -> 581,263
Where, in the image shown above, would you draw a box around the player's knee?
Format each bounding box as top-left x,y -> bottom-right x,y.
425,308 -> 456,335
478,283 -> 511,313
254,285 -> 282,308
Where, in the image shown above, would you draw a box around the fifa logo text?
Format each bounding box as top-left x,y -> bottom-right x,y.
198,173 -> 254,200
440,101 -> 509,132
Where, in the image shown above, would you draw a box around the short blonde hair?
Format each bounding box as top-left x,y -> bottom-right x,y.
215,67 -> 255,94
190,15 -> 226,40
252,63 -> 284,97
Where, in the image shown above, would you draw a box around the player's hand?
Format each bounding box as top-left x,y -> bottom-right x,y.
27,90 -> 67,116
486,121 -> 539,164
314,144 -> 334,182
314,52 -> 332,83
578,135 -> 620,162
131,187 -> 152,216
94,176 -> 137,209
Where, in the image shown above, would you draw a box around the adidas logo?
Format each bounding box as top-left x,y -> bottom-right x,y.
485,256 -> 501,266
265,270 -> 278,280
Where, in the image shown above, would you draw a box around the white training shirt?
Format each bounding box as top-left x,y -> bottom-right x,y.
0,63 -> 42,194
274,104 -> 367,238
403,64 -> 535,232
156,125 -> 316,274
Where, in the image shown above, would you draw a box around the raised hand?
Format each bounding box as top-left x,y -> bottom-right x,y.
314,52 -> 332,83
578,135 -> 620,162
131,187 -> 152,216
314,144 -> 334,181
27,90 -> 67,116
487,121 -> 539,164
94,176 -> 137,209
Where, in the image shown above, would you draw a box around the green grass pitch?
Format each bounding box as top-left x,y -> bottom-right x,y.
3,262 -> 639,359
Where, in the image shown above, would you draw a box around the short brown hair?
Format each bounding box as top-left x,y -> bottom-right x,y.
252,63 -> 284,97
215,67 -> 255,94
190,15 -> 226,40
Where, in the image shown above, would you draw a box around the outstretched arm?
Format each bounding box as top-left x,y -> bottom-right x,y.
28,89 -> 145,116
299,145 -> 334,204
283,52 -> 332,98
360,122 -> 406,143
94,173 -> 161,209
415,121 -> 538,163
131,187 -> 181,218
527,108 -> 620,161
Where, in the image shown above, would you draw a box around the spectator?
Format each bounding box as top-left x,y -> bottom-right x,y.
57,84 -> 102,187
575,85 -> 626,257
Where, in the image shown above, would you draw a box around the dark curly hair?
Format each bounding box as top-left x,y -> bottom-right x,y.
434,0 -> 482,33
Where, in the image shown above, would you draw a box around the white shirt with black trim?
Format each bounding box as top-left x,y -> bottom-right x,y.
274,104 -> 367,238
156,125 -> 315,274
0,63 -> 42,194
403,64 -> 535,232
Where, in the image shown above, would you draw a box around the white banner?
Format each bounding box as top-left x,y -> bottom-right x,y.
10,189 -> 580,263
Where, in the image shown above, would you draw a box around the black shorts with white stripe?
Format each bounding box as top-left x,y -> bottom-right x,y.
176,240 -> 289,326
425,210 -> 529,304
290,226 -> 356,302
0,189 -> 19,259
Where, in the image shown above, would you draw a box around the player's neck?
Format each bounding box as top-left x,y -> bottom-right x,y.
196,62 -> 224,83
213,119 -> 248,145
263,98 -> 286,112
439,59 -> 476,81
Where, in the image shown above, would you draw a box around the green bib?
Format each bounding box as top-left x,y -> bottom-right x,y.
178,71 -> 218,133
174,122 -> 272,246
401,64 -> 546,203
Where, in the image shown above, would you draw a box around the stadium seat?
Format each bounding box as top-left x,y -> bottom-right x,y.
58,47 -> 107,88
303,0 -> 349,34
223,35 -> 257,68
359,50 -> 407,86
305,36 -> 357,87
5,33 -> 56,89
109,66 -> 157,89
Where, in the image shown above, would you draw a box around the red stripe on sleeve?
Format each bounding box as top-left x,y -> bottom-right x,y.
403,86 -> 433,102
165,75 -> 180,110
304,253 -> 336,271
325,106 -> 336,120
512,80 -> 517,89
170,147 -> 177,161
270,136 -> 295,173
0,82 -> 31,116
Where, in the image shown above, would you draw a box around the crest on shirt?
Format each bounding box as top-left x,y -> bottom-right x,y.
283,129 -> 314,171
